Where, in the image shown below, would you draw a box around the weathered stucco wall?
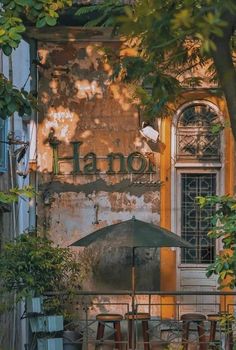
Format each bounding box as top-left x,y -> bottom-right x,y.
37,40 -> 161,291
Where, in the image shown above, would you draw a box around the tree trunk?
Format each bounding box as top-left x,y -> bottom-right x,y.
212,12 -> 236,141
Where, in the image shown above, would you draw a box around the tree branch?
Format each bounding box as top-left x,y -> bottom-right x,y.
212,12 -> 236,140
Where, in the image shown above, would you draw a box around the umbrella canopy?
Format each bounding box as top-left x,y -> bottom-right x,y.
71,216 -> 192,249
71,216 -> 191,291
71,217 -> 192,350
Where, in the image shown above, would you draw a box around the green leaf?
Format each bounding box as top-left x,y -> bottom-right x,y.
15,0 -> 30,5
8,101 -> 17,114
9,31 -> 22,41
36,17 -> 46,28
45,16 -> 57,26
33,2 -> 43,10
14,25 -> 25,33
2,45 -> 12,56
206,269 -> 213,278
24,105 -> 32,116
215,263 -> 223,273
9,40 -> 19,48
5,95 -> 11,104
196,196 -> 206,207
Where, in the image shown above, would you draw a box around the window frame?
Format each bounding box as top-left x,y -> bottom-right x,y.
171,100 -> 224,269
176,168 -> 221,268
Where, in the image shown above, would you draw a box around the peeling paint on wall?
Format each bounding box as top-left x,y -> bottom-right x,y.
40,178 -> 161,197
37,39 -> 161,291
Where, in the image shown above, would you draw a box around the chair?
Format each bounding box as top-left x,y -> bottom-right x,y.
96,313 -> 123,350
125,312 -> 150,350
181,313 -> 206,350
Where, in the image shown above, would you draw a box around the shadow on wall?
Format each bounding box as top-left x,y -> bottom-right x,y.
81,246 -> 160,292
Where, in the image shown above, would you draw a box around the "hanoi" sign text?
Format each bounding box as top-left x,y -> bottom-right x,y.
50,141 -> 156,175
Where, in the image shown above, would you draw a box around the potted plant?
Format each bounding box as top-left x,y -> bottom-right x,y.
43,291 -> 83,350
0,231 -> 83,348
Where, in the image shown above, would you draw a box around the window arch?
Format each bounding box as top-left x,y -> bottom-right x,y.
176,102 -> 221,162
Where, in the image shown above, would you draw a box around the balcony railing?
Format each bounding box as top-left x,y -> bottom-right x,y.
30,290 -> 236,350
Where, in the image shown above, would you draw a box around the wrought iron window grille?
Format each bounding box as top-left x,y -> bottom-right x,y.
176,104 -> 221,162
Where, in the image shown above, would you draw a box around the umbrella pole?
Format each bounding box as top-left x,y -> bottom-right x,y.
131,247 -> 136,350
132,247 -> 135,310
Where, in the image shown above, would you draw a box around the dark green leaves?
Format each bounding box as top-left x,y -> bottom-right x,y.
0,0 -> 73,52
0,74 -> 36,118
206,253 -> 236,289
75,0 -> 125,28
36,17 -> 46,28
198,195 -> 236,289
0,186 -> 36,204
2,44 -> 12,56
0,16 -> 25,55
0,0 -> 73,127
0,233 -> 82,301
15,0 -> 30,5
77,0 -> 236,121
45,16 -> 57,27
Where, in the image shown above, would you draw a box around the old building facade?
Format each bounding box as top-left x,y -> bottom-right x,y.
25,26 -> 234,313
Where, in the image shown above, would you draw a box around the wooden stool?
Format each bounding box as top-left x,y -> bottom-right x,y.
125,312 -> 150,350
207,314 -> 220,349
96,313 -> 123,350
207,314 -> 233,350
181,313 -> 206,350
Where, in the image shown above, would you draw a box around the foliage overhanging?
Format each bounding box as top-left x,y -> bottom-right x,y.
76,0 -> 236,133
198,195 -> 236,289
0,0 -> 72,119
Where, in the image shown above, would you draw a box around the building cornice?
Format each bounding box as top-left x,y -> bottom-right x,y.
24,26 -> 121,42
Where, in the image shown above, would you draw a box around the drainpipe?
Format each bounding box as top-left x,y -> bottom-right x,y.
15,40 -> 35,350
23,38 -> 38,350
8,52 -> 18,350
8,54 -> 17,239
28,39 -> 38,231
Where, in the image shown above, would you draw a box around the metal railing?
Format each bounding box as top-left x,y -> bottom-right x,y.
30,290 -> 236,350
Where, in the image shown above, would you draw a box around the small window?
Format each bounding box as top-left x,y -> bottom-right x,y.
0,118 -> 7,172
176,104 -> 221,161
181,173 -> 216,264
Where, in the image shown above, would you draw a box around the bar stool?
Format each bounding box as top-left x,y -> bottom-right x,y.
207,313 -> 233,350
125,312 -> 150,350
207,314 -> 220,349
96,313 -> 123,350
181,313 -> 206,350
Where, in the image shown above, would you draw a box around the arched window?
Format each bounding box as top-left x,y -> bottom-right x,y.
172,101 -> 223,265
176,103 -> 221,162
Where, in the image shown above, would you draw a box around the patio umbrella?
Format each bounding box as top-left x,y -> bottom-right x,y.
71,216 -> 192,309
